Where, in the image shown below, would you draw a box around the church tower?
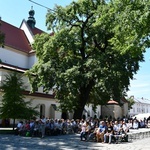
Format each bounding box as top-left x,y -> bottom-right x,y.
27,6 -> 36,28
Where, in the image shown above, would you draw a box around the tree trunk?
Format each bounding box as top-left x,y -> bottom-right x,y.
73,81 -> 94,119
73,92 -> 87,119
61,112 -> 68,120
73,106 -> 85,119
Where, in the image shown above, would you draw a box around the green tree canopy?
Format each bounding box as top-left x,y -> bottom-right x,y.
27,0 -> 150,119
127,96 -> 135,110
0,72 -> 39,128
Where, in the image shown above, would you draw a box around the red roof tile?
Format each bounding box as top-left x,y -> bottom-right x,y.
28,25 -> 54,36
23,91 -> 54,99
107,100 -> 119,105
0,20 -> 31,53
30,26 -> 44,35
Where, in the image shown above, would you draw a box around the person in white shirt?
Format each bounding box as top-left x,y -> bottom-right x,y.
80,121 -> 87,141
126,120 -> 133,129
132,120 -> 139,129
122,121 -> 129,132
40,115 -> 46,138
113,121 -> 120,133
16,121 -> 24,135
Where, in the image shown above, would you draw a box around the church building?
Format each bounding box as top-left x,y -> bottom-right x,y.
0,8 -> 102,124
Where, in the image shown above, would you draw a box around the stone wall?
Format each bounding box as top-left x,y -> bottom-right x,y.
102,104 -> 122,119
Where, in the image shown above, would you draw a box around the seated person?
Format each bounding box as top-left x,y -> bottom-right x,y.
96,121 -> 106,142
45,119 -> 50,135
24,120 -> 31,136
113,121 -> 121,143
122,121 -> 129,132
132,120 -> 139,129
103,122 -> 114,144
114,124 -> 128,143
32,120 -> 40,137
126,120 -> 133,129
66,120 -> 74,134
57,119 -> 63,135
16,121 -> 24,136
49,119 -> 56,135
139,120 -> 146,128
87,125 -> 99,142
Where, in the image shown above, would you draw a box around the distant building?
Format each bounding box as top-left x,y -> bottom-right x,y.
128,96 -> 150,117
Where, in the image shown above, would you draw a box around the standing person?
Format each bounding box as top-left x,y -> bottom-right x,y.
40,115 -> 46,138
80,121 -> 87,141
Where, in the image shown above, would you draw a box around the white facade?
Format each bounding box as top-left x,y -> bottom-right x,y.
129,97 -> 150,117
84,104 -> 101,119
20,20 -> 34,44
0,47 -> 29,69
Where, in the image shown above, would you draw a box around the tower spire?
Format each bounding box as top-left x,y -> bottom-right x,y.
27,6 -> 36,28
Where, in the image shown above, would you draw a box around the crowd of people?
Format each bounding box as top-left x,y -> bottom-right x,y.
80,119 -> 129,144
16,115 -> 77,138
15,115 -> 150,143
80,116 -> 150,144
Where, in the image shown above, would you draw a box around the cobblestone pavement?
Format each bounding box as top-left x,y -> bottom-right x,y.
0,133 -> 150,150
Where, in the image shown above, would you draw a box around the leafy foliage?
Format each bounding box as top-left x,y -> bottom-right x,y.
27,0 -> 150,119
0,72 -> 39,120
127,96 -> 135,110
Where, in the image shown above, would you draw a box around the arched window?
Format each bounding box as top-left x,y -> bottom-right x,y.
40,104 -> 45,118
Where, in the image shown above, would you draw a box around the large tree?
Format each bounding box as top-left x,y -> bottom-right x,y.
27,0 -> 150,119
0,72 -> 39,129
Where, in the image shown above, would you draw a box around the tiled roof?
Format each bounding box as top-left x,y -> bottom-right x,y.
29,25 -> 54,36
0,20 -> 31,53
23,91 -> 54,99
134,97 -> 150,104
107,100 -> 119,105
30,26 -> 44,35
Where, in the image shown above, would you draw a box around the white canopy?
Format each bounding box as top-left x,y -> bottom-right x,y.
132,113 -> 150,121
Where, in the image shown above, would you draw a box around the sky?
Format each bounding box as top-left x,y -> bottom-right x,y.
0,0 -> 150,100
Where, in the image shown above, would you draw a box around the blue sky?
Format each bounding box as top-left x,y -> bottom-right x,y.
1,0 -> 150,100
127,50 -> 150,99
0,0 -> 73,32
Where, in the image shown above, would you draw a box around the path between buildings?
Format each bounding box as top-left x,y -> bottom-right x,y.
0,128 -> 150,150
